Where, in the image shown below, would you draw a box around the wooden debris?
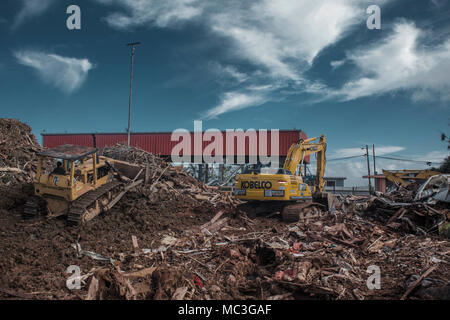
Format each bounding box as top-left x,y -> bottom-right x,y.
123,267 -> 157,279
86,276 -> 99,300
131,235 -> 142,254
401,265 -> 438,300
172,287 -> 188,300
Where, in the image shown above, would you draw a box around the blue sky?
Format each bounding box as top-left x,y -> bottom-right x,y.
0,0 -> 449,185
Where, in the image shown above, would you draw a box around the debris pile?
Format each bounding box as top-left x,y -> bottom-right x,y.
0,119 -> 447,301
0,119 -> 42,185
99,143 -> 167,168
340,177 -> 449,237
56,208 -> 449,300
100,143 -> 236,211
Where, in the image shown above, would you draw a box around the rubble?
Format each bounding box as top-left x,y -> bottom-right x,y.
53,208 -> 447,300
99,143 -> 236,209
0,119 -> 448,300
415,174 -> 450,203
340,177 -> 449,237
0,118 -> 42,185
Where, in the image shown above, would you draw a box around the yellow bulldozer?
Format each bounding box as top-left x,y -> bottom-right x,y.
23,144 -> 145,225
234,135 -> 329,222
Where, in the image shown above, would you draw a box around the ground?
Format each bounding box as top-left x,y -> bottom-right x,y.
0,183 -> 448,300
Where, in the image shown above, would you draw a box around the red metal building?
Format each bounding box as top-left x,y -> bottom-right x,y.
42,130 -> 309,163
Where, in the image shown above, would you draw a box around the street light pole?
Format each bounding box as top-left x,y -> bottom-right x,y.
127,42 -> 140,146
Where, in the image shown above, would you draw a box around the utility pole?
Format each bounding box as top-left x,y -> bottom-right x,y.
127,42 -> 141,146
365,145 -> 372,194
372,144 -> 376,175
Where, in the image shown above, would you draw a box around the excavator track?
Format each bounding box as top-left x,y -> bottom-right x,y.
67,181 -> 123,226
237,200 -> 327,223
23,196 -> 40,219
281,202 -> 326,223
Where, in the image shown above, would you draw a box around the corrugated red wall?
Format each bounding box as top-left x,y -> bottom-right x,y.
42,130 -> 309,162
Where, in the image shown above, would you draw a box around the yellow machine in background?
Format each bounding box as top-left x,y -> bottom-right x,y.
234,135 -> 328,221
24,144 -> 144,225
382,169 -> 440,188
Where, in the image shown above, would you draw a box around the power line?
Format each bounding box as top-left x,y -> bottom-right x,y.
374,155 -> 444,165
328,155 -> 366,161
308,154 -> 444,165
309,154 -> 365,162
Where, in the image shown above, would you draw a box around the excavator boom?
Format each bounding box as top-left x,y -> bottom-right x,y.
283,135 -> 327,193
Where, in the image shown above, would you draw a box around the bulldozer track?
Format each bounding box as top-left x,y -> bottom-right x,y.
67,181 -> 123,226
23,196 -> 40,219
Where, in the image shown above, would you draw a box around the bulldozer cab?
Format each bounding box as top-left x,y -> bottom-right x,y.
34,144 -> 112,202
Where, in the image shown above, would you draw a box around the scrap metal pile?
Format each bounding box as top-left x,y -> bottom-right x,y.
0,119 -> 448,300
341,176 -> 450,238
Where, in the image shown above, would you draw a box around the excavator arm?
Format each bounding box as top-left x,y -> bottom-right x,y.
283,135 -> 327,193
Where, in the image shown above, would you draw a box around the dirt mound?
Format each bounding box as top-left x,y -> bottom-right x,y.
0,119 -> 42,186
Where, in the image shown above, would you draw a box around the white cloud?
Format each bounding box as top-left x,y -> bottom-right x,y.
209,63 -> 248,84
93,0 -> 203,29
331,60 -> 346,69
203,92 -> 268,120
13,0 -> 55,30
14,51 -> 94,93
202,0 -> 385,117
330,22 -> 450,101
209,0 -> 370,80
94,0 -> 389,117
88,0 -> 450,114
431,0 -> 447,8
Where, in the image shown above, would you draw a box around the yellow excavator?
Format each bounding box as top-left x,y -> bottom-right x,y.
234,135 -> 328,222
23,144 -> 145,226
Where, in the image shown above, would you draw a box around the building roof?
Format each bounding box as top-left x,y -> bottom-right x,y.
38,144 -> 98,160
363,175 -> 386,179
41,129 -> 303,136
